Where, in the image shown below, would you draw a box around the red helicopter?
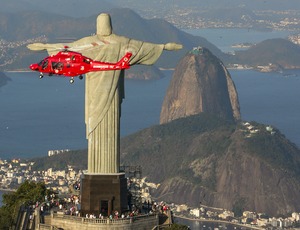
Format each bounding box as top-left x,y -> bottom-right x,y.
29,47 -> 132,83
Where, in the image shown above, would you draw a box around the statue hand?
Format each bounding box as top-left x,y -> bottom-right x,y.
164,43 -> 183,51
27,43 -> 64,52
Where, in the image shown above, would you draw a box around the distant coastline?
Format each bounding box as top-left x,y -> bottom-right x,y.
174,215 -> 262,230
0,188 -> 16,192
4,70 -> 31,73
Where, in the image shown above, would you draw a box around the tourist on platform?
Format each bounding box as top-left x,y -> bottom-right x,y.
114,210 -> 119,219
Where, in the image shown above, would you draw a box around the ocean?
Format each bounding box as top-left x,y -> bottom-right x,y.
232,68 -> 300,146
1,69 -> 299,159
174,216 -> 257,230
0,72 -> 173,159
1,28 -> 299,211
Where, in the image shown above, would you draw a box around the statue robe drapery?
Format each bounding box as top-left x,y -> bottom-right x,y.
67,34 -> 165,173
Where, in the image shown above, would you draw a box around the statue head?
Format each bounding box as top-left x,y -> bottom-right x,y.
97,13 -> 112,36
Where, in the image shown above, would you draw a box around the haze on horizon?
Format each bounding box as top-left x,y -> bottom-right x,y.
1,0 -> 300,18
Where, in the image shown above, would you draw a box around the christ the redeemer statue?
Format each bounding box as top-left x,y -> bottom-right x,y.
28,13 -> 182,174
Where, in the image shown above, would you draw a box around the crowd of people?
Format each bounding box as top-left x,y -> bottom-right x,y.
33,182 -> 171,223
83,205 -> 142,221
151,201 -> 170,214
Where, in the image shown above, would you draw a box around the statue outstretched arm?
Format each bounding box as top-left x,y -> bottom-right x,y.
27,43 -> 65,51
163,43 -> 183,51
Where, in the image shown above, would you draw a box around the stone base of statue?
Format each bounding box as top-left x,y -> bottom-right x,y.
80,173 -> 128,216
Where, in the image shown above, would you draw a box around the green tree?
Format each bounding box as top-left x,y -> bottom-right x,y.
232,197 -> 247,217
0,180 -> 50,229
0,206 -> 14,230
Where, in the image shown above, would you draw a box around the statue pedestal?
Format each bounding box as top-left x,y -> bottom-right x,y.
80,173 -> 128,216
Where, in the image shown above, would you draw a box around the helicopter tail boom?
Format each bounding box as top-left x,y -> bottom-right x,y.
116,52 -> 132,69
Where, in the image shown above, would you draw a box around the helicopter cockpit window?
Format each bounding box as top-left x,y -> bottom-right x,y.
52,62 -> 63,70
83,58 -> 90,64
40,60 -> 48,69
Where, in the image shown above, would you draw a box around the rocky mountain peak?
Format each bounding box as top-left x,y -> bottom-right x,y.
160,47 -> 240,124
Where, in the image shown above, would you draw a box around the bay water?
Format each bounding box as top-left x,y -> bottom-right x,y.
0,72 -> 173,159
2,69 -> 299,159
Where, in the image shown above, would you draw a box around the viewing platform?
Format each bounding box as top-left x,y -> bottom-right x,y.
38,212 -> 161,230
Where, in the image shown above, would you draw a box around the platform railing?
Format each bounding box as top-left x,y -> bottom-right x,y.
51,212 -> 158,225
